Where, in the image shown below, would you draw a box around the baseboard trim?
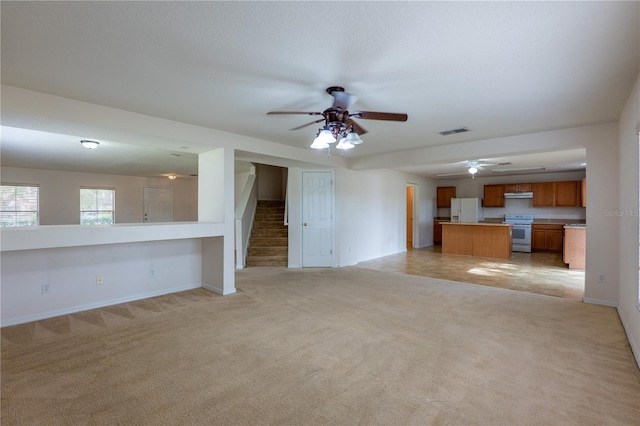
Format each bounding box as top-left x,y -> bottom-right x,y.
202,283 -> 236,295
0,282 -> 202,327
582,297 -> 618,307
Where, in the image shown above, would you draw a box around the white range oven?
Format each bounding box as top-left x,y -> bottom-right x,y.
503,214 -> 535,253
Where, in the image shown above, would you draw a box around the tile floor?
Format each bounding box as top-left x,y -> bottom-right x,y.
358,246 -> 585,300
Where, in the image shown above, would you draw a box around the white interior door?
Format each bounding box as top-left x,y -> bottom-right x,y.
302,171 -> 333,267
143,187 -> 173,222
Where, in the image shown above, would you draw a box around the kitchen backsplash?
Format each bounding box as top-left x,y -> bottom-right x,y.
485,197 -> 585,219
437,198 -> 585,220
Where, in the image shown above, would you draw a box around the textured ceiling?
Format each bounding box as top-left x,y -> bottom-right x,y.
1,1 -> 638,178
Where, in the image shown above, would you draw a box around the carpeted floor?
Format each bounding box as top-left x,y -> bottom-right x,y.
2,266 -> 639,425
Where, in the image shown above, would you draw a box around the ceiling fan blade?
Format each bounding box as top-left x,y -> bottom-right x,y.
351,111 -> 408,122
289,118 -> 325,131
266,111 -> 324,116
347,118 -> 368,135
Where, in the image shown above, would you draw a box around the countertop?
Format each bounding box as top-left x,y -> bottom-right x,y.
533,219 -> 586,225
482,217 -> 587,225
437,217 -> 586,226
442,222 -> 512,227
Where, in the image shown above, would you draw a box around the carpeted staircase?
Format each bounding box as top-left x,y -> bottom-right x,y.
246,200 -> 288,267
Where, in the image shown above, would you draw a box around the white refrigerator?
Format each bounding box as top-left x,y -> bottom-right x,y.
450,197 -> 483,223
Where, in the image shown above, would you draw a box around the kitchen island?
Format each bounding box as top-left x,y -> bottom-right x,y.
442,222 -> 513,259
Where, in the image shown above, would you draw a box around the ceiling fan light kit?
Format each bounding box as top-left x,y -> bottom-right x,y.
467,161 -> 479,178
268,86 -> 407,156
310,127 -> 336,149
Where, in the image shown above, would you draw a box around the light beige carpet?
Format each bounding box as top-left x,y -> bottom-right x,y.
2,266 -> 639,425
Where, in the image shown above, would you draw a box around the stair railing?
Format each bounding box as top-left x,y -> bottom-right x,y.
234,173 -> 257,269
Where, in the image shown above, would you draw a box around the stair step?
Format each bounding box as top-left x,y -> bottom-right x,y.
253,220 -> 287,229
250,237 -> 288,247
251,229 -> 287,237
256,203 -> 284,208
248,246 -> 288,256
255,213 -> 284,219
256,206 -> 285,212
255,212 -> 285,218
246,255 -> 288,267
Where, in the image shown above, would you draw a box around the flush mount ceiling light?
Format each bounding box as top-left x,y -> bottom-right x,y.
267,86 -> 407,157
80,140 -> 99,149
167,173 -> 177,180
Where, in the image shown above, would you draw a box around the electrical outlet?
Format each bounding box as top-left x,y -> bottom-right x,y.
149,264 -> 155,277
598,274 -> 606,283
96,275 -> 104,285
41,283 -> 51,294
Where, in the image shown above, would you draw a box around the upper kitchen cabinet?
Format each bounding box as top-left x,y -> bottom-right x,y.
436,186 -> 456,208
555,181 -> 581,207
504,183 -> 532,193
581,178 -> 586,207
532,182 -> 556,207
532,181 -> 582,207
483,184 -> 505,207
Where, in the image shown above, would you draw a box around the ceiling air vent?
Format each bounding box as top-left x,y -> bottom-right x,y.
439,127 -> 469,136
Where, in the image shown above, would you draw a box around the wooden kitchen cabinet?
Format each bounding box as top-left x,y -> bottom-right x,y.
532,181 -> 582,207
532,224 -> 564,252
442,223 -> 512,259
532,182 -> 555,207
581,178 -> 586,207
436,186 -> 456,208
504,183 -> 532,193
483,184 -> 505,207
433,220 -> 444,244
555,181 -> 580,207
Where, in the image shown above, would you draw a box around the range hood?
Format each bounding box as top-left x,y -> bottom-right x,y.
504,192 -> 533,199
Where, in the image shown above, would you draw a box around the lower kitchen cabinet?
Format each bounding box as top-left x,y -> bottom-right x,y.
434,220 -> 444,244
532,224 -> 564,252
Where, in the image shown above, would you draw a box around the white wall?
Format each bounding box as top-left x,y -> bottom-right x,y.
287,166 -> 435,268
582,124 -> 621,306
1,239 -> 202,325
617,71 -> 640,367
235,171 -> 251,207
257,163 -> 285,200
1,167 -> 198,224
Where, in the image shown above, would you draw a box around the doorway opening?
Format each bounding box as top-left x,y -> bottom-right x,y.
406,183 -> 417,249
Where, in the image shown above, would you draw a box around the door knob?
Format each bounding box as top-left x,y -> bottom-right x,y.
303,223 -> 308,226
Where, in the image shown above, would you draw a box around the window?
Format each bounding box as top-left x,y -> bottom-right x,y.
1,184 -> 39,227
80,188 -> 115,225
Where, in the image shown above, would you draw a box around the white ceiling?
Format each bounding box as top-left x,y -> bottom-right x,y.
1,1 -> 638,178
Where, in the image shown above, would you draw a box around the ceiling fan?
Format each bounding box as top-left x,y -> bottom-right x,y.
436,160 -> 502,178
267,86 -> 408,152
